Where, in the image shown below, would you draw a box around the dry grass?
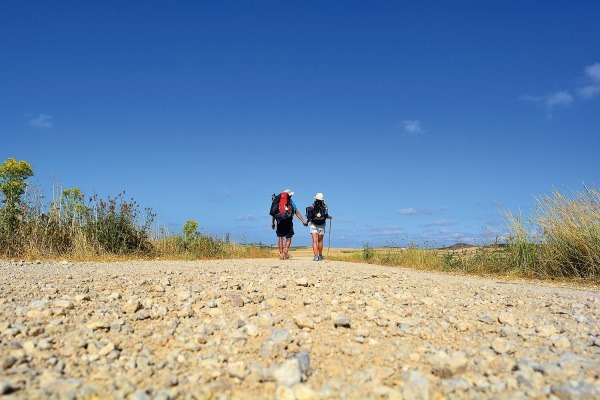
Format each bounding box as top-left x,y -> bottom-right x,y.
502,185 -> 600,279
270,246 -> 358,258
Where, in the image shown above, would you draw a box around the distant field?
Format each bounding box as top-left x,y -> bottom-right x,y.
268,245 -> 486,259
269,246 -> 360,258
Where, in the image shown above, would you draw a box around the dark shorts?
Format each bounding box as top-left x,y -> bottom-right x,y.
276,220 -> 294,238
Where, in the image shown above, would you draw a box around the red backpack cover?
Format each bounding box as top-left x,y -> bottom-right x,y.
278,192 -> 289,215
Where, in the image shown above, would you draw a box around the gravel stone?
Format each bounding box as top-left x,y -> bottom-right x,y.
333,316 -> 351,328
491,337 -> 511,354
293,314 -> 315,329
0,382 -> 15,395
274,358 -> 303,387
498,311 -> 517,326
296,277 -> 309,287
402,371 -> 430,400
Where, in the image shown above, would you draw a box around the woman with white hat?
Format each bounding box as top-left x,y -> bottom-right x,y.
306,192 -> 333,261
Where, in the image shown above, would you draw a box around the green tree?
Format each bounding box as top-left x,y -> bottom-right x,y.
182,219 -> 199,240
0,158 -> 34,230
60,187 -> 87,227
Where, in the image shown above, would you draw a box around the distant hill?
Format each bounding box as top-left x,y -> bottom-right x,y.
444,243 -> 475,250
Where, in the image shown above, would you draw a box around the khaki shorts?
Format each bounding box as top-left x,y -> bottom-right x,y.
309,222 -> 326,236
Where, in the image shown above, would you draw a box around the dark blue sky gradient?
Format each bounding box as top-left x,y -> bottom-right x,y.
2,1 -> 599,247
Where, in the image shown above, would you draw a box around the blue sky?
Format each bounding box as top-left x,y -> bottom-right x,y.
2,1 -> 599,248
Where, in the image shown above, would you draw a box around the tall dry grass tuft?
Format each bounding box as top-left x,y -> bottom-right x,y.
503,185 -> 600,279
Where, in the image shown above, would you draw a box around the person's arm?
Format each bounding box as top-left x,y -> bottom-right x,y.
271,216 -> 275,229
295,209 -> 307,226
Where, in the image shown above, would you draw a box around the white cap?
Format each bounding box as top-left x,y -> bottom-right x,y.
315,193 -> 324,201
284,189 -> 294,196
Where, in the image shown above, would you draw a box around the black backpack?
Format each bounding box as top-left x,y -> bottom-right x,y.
269,193 -> 292,221
307,200 -> 327,224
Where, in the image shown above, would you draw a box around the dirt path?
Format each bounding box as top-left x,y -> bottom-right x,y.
1,258 -> 599,399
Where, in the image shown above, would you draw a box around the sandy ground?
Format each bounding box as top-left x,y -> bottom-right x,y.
1,257 -> 599,399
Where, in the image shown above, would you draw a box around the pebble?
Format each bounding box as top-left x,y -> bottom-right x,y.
293,383 -> 318,400
491,337 -> 511,354
227,361 -> 248,379
498,311 -> 517,326
2,355 -> 17,370
431,351 -> 469,378
402,371 -> 430,400
536,324 -> 558,337
333,316 -> 351,328
293,314 -> 315,330
0,382 -> 14,395
86,321 -> 110,330
296,277 -> 309,287
552,381 -> 600,399
227,294 -> 245,307
274,358 -> 303,387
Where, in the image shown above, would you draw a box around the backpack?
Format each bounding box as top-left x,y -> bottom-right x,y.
307,200 -> 327,224
269,192 -> 292,221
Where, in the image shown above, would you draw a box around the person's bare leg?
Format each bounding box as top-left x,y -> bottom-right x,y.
312,232 -> 319,256
318,234 -> 324,257
284,238 -> 292,259
278,237 -> 284,259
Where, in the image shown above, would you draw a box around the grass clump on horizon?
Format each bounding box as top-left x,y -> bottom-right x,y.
338,185 -> 600,282
0,158 -> 269,260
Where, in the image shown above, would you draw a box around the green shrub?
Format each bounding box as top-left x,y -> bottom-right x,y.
84,193 -> 154,255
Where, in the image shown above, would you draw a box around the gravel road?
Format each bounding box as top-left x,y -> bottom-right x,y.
1,258 -> 599,399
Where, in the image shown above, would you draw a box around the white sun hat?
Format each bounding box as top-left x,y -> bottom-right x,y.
315,193 -> 324,201
284,189 -> 294,196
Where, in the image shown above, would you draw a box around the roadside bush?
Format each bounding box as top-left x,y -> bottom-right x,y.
85,193 -> 154,255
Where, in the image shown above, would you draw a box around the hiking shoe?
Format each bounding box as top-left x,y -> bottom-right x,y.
283,248 -> 289,259
318,255 -> 324,261
313,255 -> 320,261
279,254 -> 285,260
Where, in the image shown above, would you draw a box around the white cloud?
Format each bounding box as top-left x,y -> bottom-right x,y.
367,226 -> 404,237
521,91 -> 573,110
398,207 -> 436,216
579,85 -> 600,98
235,215 -> 260,221
402,120 -> 423,134
398,208 -> 417,215
422,219 -> 457,227
29,114 -> 53,128
585,63 -> 600,81
577,62 -> 600,99
523,62 -> 600,112
546,91 -> 573,108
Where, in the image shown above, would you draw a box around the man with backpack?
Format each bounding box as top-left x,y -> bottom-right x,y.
270,189 -> 307,260
306,192 -> 333,261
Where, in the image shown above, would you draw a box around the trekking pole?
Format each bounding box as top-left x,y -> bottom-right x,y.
327,219 -> 332,257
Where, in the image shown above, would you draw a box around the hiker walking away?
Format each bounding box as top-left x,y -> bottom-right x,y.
271,189 -> 307,260
306,192 -> 333,261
